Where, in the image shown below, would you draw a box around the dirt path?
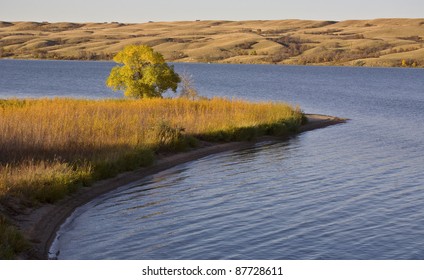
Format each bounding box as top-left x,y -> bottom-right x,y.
15,114 -> 347,259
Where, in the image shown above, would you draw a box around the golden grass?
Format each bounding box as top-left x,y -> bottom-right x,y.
1,19 -> 423,67
0,97 -> 303,204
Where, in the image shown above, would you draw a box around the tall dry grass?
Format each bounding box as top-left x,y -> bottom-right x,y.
0,97 -> 303,203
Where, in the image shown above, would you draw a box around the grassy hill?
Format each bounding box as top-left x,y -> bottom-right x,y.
1,18 -> 423,67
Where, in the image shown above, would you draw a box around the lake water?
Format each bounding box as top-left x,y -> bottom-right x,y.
1,60 -> 424,259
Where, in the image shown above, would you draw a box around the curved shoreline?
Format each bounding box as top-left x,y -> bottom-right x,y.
16,114 -> 346,259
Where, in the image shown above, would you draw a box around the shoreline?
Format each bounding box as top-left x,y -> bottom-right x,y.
15,114 -> 346,259
1,58 -> 422,69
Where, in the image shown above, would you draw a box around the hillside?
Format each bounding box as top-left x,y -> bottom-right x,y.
1,18 -> 423,67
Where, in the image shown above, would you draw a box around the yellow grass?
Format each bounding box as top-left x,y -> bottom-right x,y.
1,19 -> 423,67
0,97 -> 303,203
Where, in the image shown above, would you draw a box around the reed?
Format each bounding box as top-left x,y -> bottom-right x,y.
0,97 -> 303,258
0,97 -> 303,202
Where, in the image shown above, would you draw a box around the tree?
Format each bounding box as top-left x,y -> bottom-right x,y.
401,59 -> 408,67
106,45 -> 180,98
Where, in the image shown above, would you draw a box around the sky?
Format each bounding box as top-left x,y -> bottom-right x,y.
1,0 -> 423,23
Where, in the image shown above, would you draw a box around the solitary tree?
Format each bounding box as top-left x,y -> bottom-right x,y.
106,45 -> 180,98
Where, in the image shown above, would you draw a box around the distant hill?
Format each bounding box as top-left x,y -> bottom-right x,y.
1,19 -> 423,67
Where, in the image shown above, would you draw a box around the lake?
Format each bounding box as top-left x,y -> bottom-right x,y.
1,60 -> 424,259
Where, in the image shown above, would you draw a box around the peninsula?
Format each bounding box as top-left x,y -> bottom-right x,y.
0,97 -> 346,259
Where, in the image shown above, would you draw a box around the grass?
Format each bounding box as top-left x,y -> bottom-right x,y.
0,215 -> 28,259
0,97 -> 304,258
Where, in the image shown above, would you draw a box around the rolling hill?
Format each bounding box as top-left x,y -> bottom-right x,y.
1,18 -> 423,67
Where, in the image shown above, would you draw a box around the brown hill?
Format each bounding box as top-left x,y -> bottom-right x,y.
1,19 -> 423,67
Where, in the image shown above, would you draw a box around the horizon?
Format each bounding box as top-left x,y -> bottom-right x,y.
1,0 -> 423,23
2,17 -> 424,25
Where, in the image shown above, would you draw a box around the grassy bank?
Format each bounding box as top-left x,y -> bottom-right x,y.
0,97 -> 304,258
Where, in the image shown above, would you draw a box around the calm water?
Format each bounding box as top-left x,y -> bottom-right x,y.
1,60 -> 424,259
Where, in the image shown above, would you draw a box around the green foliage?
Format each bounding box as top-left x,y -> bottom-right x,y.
1,160 -> 93,204
92,148 -> 154,180
106,45 -> 181,98
401,59 -> 419,67
0,99 -> 27,109
196,117 -> 302,142
153,121 -> 197,152
0,215 -> 29,259
156,121 -> 185,147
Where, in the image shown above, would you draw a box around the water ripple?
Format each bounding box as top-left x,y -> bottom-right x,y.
49,65 -> 424,260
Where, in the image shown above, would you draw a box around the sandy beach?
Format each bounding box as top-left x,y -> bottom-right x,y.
13,114 -> 346,259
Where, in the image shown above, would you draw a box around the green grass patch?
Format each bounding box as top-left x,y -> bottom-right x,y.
0,215 -> 29,259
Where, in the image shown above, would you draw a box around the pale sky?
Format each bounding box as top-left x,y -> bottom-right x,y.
1,0 -> 423,23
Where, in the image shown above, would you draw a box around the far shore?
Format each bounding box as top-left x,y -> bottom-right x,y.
13,114 -> 346,259
1,19 -> 423,68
